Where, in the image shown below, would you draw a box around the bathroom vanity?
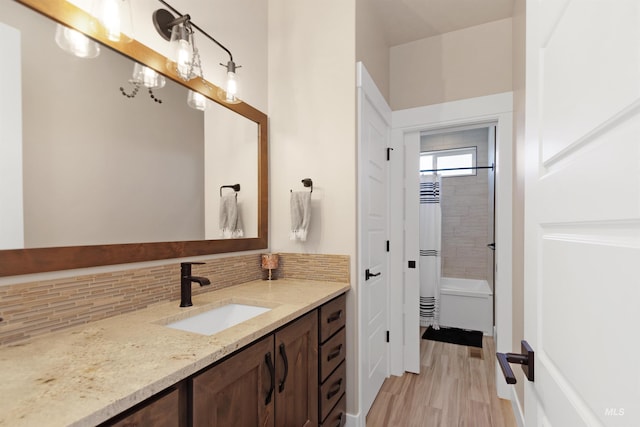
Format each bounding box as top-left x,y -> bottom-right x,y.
0,279 -> 348,427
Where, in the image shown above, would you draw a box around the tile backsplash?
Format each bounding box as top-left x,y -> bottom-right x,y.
0,253 -> 349,347
276,253 -> 350,282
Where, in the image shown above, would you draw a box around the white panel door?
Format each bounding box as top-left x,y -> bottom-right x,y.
522,1 -> 640,426
357,64 -> 390,417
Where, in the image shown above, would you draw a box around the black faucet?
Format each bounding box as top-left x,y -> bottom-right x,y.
180,262 -> 211,307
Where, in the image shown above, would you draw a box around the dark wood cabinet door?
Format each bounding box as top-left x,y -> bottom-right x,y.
192,335 -> 275,427
105,384 -> 186,427
275,310 -> 319,427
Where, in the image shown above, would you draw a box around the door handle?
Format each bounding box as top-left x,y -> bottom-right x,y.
365,269 -> 381,281
496,340 -> 534,384
487,243 -> 495,250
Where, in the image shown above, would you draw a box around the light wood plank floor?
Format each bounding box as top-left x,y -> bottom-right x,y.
366,332 -> 517,427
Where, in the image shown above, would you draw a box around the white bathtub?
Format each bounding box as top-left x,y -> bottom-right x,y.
439,277 -> 493,335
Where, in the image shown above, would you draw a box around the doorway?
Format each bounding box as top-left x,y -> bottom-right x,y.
418,125 -> 496,334
389,93 -> 513,400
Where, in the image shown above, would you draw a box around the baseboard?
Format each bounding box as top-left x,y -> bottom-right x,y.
345,411 -> 363,427
510,387 -> 525,427
496,360 -> 510,399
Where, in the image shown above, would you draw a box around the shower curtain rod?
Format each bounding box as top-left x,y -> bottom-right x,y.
420,164 -> 494,173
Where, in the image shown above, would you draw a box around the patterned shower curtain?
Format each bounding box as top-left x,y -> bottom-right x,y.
419,174 -> 441,328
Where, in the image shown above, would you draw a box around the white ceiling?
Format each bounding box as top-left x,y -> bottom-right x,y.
370,0 -> 514,47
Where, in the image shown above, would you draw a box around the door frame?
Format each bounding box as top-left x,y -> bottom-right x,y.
390,92 -> 514,399
355,62 -> 392,426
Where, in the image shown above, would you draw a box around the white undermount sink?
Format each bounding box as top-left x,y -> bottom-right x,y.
166,303 -> 272,336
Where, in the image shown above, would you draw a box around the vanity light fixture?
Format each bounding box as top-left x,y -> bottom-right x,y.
120,63 -> 164,104
54,24 -> 100,58
164,13 -> 198,81
187,90 -> 208,111
152,0 -> 242,104
92,0 -> 134,43
132,63 -> 166,90
221,60 -> 240,103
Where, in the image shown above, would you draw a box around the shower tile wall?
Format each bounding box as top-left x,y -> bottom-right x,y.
421,128 -> 491,281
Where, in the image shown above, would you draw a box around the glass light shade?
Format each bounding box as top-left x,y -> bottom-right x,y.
187,90 -> 208,111
92,0 -> 133,43
132,63 -> 166,89
168,24 -> 194,81
54,24 -> 100,59
217,70 -> 241,104
225,71 -> 239,102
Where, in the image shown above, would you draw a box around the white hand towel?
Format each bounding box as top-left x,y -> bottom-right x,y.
219,194 -> 244,238
290,191 -> 311,241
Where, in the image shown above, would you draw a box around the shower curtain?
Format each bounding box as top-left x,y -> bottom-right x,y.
419,174 -> 441,328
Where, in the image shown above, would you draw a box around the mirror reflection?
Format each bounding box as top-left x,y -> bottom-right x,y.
0,1 -> 258,250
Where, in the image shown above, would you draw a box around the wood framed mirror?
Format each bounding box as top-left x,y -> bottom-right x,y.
1,0 -> 268,276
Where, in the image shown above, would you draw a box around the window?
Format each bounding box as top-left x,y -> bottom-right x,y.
420,147 -> 477,177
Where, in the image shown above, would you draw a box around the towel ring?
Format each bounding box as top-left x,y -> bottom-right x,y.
290,178 -> 313,193
220,183 -> 241,197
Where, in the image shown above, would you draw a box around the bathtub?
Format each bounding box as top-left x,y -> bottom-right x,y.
439,277 -> 493,335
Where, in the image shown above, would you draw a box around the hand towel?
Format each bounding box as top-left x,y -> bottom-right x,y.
219,194 -> 244,238
290,191 -> 311,241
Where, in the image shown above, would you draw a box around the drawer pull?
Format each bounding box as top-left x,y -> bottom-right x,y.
265,352 -> 275,405
327,344 -> 343,361
278,343 -> 289,393
326,310 -> 343,323
326,378 -> 343,400
334,412 -> 345,427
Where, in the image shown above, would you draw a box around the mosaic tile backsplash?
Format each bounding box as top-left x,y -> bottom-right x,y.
0,253 -> 349,346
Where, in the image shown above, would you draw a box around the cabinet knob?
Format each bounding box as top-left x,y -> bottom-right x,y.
327,344 -> 343,361
326,378 -> 343,400
327,310 -> 343,323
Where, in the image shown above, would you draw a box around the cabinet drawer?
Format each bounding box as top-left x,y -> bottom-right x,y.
319,293 -> 346,343
319,327 -> 345,382
319,360 -> 346,422
320,393 -> 346,427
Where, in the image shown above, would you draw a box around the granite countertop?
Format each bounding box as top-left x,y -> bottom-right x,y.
0,279 -> 349,427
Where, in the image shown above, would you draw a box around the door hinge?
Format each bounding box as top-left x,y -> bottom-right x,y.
386,331 -> 390,343
386,147 -> 394,161
386,240 -> 390,252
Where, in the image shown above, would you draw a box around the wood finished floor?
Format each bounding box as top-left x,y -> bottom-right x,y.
366,332 -> 517,427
